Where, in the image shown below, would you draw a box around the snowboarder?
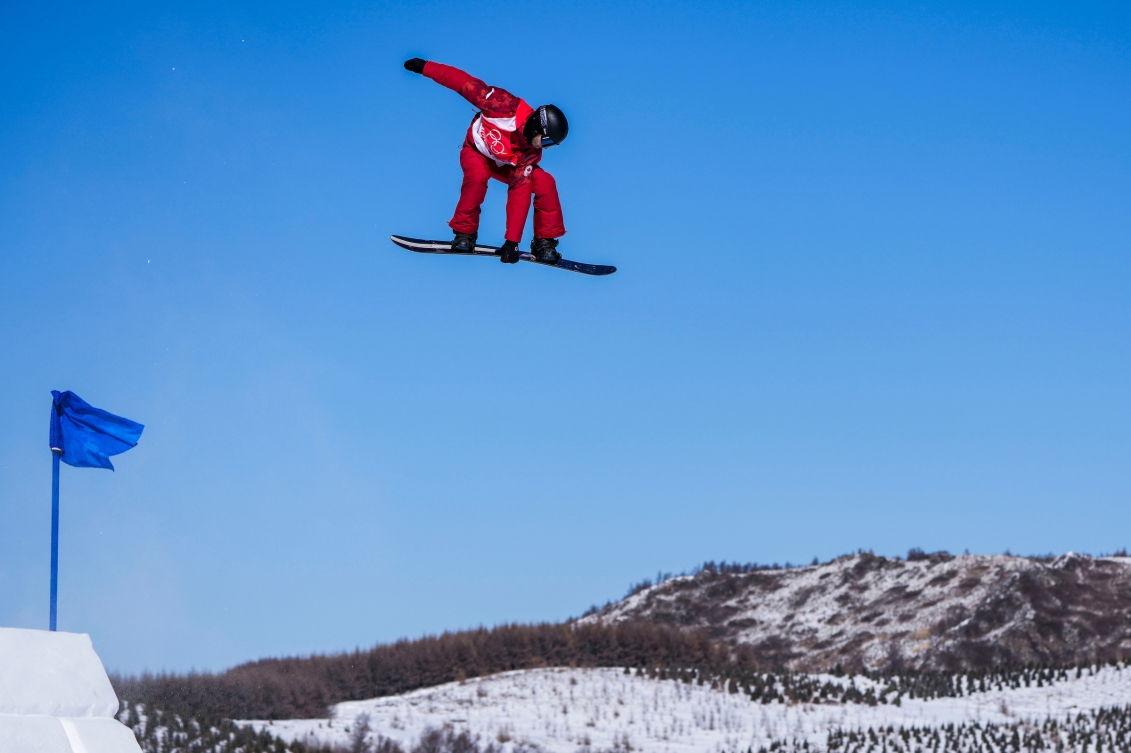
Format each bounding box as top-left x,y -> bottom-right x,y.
403,57 -> 569,265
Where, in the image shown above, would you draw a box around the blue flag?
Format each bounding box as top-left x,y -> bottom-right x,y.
49,391 -> 144,470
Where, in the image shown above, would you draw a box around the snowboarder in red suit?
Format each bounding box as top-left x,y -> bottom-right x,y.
404,57 -> 569,264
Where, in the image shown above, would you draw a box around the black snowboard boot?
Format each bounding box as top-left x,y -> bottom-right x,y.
451,232 -> 477,252
530,237 -> 561,264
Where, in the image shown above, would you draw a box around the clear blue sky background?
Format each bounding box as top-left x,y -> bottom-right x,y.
1,0 -> 1128,674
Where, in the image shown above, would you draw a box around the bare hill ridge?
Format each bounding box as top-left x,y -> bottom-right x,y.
582,551 -> 1131,672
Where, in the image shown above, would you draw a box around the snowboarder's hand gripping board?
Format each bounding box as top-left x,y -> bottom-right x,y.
390,236 -> 616,277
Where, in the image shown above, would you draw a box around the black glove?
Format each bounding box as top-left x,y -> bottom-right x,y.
403,58 -> 426,74
498,240 -> 521,264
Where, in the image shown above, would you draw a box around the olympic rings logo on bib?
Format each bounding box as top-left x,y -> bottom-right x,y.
484,127 -> 506,155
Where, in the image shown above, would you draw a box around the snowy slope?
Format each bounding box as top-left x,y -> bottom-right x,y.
244,664 -> 1131,753
0,627 -> 141,753
580,552 -> 1131,671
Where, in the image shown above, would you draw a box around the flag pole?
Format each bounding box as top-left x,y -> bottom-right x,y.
50,449 -> 60,632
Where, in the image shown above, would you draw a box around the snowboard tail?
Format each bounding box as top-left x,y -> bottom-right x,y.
390,236 -> 616,277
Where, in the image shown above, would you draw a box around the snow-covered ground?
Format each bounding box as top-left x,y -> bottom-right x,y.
243,664 -> 1131,753
0,627 -> 141,753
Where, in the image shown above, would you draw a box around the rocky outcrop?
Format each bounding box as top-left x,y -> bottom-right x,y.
581,552 -> 1131,671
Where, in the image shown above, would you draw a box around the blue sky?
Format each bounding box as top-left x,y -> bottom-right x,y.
1,0 -> 1128,674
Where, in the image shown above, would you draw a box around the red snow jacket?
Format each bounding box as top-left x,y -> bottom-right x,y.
422,62 -> 542,179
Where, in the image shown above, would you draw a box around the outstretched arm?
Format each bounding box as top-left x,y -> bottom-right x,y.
404,59 -> 521,116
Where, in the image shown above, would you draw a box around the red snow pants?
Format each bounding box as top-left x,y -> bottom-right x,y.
448,145 -> 566,243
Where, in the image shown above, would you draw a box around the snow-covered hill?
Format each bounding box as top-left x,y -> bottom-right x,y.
244,664 -> 1131,753
581,552 -> 1131,671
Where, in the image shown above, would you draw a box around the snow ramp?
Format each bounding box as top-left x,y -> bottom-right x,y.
0,627 -> 141,753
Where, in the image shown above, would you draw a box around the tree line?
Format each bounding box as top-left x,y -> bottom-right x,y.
731,705 -> 1131,753
110,621 -> 726,722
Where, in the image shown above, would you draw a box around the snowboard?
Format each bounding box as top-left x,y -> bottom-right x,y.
390,235 -> 617,277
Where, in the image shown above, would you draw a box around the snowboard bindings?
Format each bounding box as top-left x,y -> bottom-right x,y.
530,237 -> 562,264
451,232 -> 478,252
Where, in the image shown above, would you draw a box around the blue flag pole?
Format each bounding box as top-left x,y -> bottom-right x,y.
48,390 -> 143,633
50,450 -> 60,632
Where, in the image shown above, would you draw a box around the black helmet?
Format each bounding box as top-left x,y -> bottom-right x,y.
523,104 -> 568,147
